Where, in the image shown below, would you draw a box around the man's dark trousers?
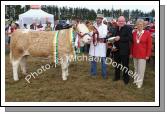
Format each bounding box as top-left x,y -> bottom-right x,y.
113,51 -> 130,84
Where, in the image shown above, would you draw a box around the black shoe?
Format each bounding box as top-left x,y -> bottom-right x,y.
123,79 -> 129,85
113,78 -> 120,81
102,76 -> 107,80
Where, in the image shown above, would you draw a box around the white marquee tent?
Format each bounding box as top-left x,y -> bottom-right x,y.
19,9 -> 54,28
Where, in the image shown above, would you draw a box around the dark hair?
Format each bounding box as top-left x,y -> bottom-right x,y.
23,24 -> 27,27
15,23 -> 20,28
112,22 -> 117,28
86,20 -> 91,25
37,24 -> 43,28
46,21 -> 51,25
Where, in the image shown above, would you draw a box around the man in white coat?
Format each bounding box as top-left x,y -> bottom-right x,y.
89,14 -> 108,79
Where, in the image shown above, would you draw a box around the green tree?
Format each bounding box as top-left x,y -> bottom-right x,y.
123,10 -> 129,20
150,9 -> 155,17
97,9 -> 101,14
15,5 -> 22,20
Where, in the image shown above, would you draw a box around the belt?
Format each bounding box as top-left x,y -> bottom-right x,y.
97,38 -> 106,43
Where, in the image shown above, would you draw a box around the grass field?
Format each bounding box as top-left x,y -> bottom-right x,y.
5,53 -> 155,102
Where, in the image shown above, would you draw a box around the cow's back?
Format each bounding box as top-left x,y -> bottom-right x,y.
10,30 -> 55,60
10,29 -> 74,61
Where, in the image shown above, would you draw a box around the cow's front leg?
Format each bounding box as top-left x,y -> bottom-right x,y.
66,60 -> 69,77
66,67 -> 69,77
20,56 -> 28,75
12,59 -> 21,81
61,60 -> 68,80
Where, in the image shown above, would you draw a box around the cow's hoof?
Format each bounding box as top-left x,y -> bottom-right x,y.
22,72 -> 28,76
14,79 -> 19,81
62,77 -> 67,81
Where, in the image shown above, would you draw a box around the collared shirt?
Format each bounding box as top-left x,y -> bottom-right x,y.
136,30 -> 144,41
137,30 -> 144,35
94,23 -> 108,38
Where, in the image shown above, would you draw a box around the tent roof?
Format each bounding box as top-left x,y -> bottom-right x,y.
19,9 -> 53,18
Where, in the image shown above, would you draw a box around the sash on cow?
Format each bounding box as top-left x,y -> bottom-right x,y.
52,28 -> 77,65
53,31 -> 59,64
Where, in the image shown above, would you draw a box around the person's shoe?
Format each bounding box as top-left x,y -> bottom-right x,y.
91,76 -> 97,79
102,76 -> 107,80
113,78 -> 120,81
90,72 -> 97,76
123,79 -> 129,85
90,74 -> 97,79
124,80 -> 129,85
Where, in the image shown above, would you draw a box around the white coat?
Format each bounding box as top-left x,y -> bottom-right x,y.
89,23 -> 108,57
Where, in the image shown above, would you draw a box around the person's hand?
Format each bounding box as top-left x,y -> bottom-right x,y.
93,28 -> 97,33
114,36 -> 120,41
129,55 -> 132,58
107,45 -> 112,49
146,56 -> 149,60
112,48 -> 118,52
108,33 -> 112,36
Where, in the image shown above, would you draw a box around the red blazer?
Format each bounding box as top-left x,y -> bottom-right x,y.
131,30 -> 152,59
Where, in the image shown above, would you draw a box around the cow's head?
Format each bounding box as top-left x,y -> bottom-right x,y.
77,24 -> 92,44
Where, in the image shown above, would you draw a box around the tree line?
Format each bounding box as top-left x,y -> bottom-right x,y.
5,5 -> 155,22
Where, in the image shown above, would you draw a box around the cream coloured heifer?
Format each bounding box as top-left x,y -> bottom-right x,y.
10,24 -> 91,81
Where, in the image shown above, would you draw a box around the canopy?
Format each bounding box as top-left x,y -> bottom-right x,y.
19,9 -> 54,28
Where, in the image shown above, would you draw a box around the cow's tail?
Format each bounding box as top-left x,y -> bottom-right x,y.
9,32 -> 15,63
9,35 -> 13,63
9,50 -> 12,63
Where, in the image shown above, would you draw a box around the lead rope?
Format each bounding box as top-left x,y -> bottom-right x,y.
92,27 -> 99,56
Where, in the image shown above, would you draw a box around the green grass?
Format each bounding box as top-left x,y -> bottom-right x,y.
5,53 -> 155,102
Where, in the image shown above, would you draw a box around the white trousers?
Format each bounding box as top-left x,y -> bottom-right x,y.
133,58 -> 146,87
